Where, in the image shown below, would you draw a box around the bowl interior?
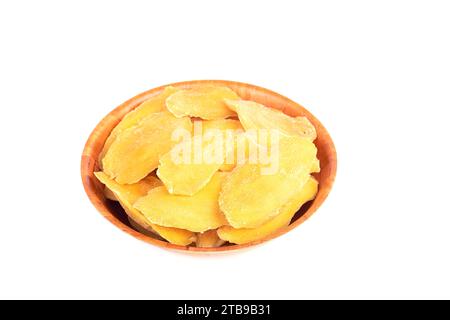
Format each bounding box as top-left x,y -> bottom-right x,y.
81,80 -> 337,252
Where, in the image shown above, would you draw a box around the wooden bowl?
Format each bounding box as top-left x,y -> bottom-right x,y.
81,80 -> 337,253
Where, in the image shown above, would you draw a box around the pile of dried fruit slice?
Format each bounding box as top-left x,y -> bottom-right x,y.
95,84 -> 320,247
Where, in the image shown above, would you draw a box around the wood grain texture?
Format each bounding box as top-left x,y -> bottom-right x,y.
80,80 -> 337,253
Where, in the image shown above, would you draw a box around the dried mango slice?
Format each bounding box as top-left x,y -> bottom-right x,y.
151,224 -> 197,246
99,86 -> 178,165
224,99 -> 317,141
104,186 -> 118,201
95,171 -> 160,231
96,173 -> 163,203
128,216 -> 159,238
157,134 -> 223,196
102,111 -> 192,184
157,120 -> 244,195
311,157 -> 321,173
245,128 -> 320,174
219,136 -> 317,228
123,202 -> 195,245
202,119 -> 243,132
94,172 -> 196,246
134,172 -> 228,232
218,177 -> 318,244
166,85 -> 239,120
196,230 -> 226,248
201,119 -> 245,172
220,132 -> 252,171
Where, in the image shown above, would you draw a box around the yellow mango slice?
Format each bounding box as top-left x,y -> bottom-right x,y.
220,132 -> 253,171
102,111 -> 192,184
151,224 -> 197,246
219,136 -> 317,228
97,173 -> 163,203
94,172 -> 196,246
311,157 -> 321,173
123,203 -> 195,246
218,177 -> 318,244
201,119 -> 245,172
196,230 -> 226,248
157,134 -> 223,196
225,99 -> 317,141
166,85 -> 239,120
202,119 -> 243,132
157,120 -> 243,195
99,86 -> 178,165
134,172 -> 228,232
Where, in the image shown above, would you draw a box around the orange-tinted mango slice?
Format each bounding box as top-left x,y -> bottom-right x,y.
99,86 -> 178,165
150,224 -> 197,246
94,172 -> 196,246
134,172 -> 228,232
128,216 -> 159,238
219,136 -> 317,228
104,186 -> 118,201
196,230 -> 225,248
218,177 -> 318,244
102,111 -> 192,184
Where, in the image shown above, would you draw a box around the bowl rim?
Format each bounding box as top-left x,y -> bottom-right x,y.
81,80 -> 337,253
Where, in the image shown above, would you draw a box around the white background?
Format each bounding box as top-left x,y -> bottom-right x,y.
0,1 -> 449,300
